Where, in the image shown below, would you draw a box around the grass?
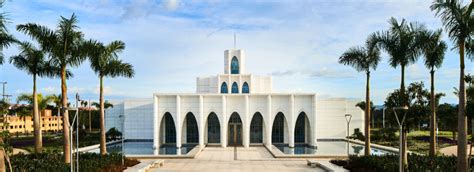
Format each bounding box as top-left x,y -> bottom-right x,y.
10,131 -> 101,153
370,129 -> 457,155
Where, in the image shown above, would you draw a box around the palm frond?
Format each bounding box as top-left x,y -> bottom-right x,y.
104,59 -> 135,78
422,29 -> 447,70
431,0 -> 470,44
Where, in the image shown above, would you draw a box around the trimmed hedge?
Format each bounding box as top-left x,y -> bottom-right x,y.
331,154 -> 461,172
9,152 -> 139,172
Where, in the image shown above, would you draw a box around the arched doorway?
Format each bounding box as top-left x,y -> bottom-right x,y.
183,112 -> 198,144
294,112 -> 311,144
272,112 -> 288,144
160,112 -> 176,144
228,112 -> 242,146
207,112 -> 220,143
250,112 -> 264,143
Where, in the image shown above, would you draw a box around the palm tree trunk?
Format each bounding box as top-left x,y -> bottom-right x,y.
457,41 -> 468,172
99,76 -> 107,155
61,67 -> 71,164
33,74 -> 42,153
364,71 -> 371,156
400,65 -> 408,169
401,65 -> 406,99
89,107 -> 91,132
429,69 -> 436,156
0,132 -> 5,172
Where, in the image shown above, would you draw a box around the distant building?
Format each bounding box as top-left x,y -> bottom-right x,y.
0,109 -> 63,134
106,48 -> 364,154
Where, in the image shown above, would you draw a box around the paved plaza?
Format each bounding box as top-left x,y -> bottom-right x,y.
148,147 -> 327,172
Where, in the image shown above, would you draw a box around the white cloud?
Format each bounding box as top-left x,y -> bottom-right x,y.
164,0 -> 179,11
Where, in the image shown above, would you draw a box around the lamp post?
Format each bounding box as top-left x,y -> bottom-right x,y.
119,114 -> 125,166
75,93 -> 80,172
383,107 -> 386,128
345,114 -> 352,138
393,106 -> 409,172
67,106 -> 78,172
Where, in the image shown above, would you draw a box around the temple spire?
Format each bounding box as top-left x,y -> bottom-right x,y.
233,33 -> 236,49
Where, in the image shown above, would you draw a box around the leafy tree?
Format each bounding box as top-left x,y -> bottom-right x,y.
384,82 -> 444,164
339,34 -> 381,156
431,0 -> 474,170
355,101 -> 375,112
106,127 -> 122,141
438,103 -> 458,141
17,13 -> 89,163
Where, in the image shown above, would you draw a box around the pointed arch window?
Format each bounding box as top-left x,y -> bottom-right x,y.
221,82 -> 228,93
231,56 -> 239,74
231,82 -> 239,94
242,82 -> 249,93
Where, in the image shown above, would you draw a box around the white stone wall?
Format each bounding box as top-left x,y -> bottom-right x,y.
224,49 -> 245,74
315,98 -> 364,139
105,102 -> 124,132
106,94 -> 364,153
106,99 -> 154,140
197,74 -> 272,94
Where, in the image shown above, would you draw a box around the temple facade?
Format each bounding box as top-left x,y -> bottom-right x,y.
106,49 -> 364,153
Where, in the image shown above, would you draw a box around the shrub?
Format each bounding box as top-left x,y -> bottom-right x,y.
106,127 -> 122,141
372,128 -> 397,142
348,128 -> 365,141
330,154 -> 461,172
8,152 -> 139,172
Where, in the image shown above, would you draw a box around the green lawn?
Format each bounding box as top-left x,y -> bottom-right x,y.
10,132 -> 101,153
370,129 -> 457,155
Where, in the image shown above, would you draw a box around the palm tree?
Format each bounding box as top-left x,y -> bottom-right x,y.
421,29 -> 447,156
11,105 -> 30,135
431,1 -> 474,170
88,40 -> 134,155
0,100 -> 12,171
10,42 -> 58,153
17,13 -> 88,163
50,94 -> 62,133
373,17 -> 425,167
0,1 -> 15,169
0,2 -> 16,67
339,35 -> 381,156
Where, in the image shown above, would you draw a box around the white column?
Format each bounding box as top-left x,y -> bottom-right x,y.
221,95 -> 227,148
176,95 -> 182,148
312,94 -> 318,146
153,95 -> 159,155
243,95 -> 250,148
265,95 -> 272,148
289,95 -> 295,148
199,95 -> 205,148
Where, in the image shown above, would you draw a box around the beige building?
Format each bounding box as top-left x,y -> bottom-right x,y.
0,109 -> 63,134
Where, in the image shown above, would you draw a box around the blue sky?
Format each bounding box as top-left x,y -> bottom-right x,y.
1,0 -> 473,105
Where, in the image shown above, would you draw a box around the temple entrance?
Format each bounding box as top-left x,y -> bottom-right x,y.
228,112 -> 242,146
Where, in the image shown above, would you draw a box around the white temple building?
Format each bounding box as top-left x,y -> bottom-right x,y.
105,48 -> 364,153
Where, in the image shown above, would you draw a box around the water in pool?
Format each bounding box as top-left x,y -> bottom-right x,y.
274,141 -> 392,155
88,140 -> 196,155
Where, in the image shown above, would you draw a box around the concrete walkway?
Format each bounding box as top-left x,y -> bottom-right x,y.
147,147 -> 327,172
439,144 -> 474,156
12,148 -> 29,155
